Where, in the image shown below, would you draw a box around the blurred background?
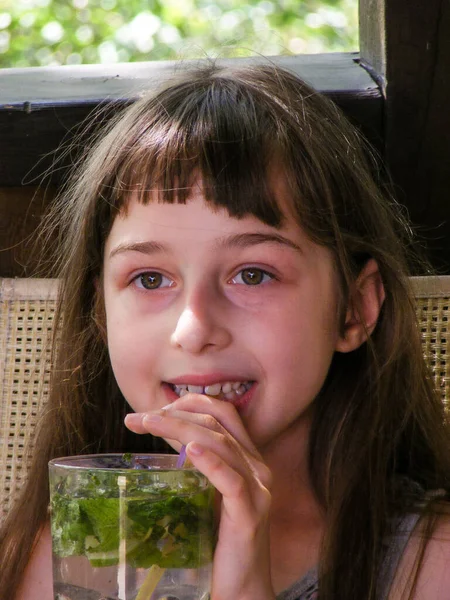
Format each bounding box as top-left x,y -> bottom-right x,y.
0,0 -> 358,68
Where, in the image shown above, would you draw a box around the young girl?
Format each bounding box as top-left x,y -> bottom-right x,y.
2,62 -> 450,600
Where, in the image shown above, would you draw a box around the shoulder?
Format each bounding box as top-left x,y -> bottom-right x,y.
15,522 -> 53,600
389,502 -> 450,599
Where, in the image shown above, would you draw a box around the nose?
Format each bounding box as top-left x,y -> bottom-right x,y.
170,289 -> 232,354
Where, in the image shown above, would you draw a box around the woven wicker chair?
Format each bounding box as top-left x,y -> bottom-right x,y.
410,276 -> 450,408
0,278 -> 58,523
1,275 -> 450,523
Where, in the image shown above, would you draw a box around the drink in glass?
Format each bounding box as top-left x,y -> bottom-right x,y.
49,454 -> 214,600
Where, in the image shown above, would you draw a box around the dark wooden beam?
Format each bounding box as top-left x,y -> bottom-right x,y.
0,54 -> 382,188
360,0 -> 450,272
0,186 -> 55,277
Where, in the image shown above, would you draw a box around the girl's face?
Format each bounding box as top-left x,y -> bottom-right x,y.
102,185 -> 343,452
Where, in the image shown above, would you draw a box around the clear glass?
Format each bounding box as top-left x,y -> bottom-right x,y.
49,454 -> 214,600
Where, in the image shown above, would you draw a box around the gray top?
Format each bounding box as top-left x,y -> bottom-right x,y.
277,566 -> 318,600
276,486 -> 446,600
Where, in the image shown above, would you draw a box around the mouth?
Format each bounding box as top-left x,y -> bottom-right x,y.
165,380 -> 255,406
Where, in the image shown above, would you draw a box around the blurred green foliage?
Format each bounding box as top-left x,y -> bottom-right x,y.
0,0 -> 358,68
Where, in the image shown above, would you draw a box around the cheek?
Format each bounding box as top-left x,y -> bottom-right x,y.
105,295 -> 147,364
259,294 -> 339,384
105,311 -> 161,408
108,322 -> 158,372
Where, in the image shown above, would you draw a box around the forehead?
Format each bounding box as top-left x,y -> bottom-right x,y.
105,187 -> 307,255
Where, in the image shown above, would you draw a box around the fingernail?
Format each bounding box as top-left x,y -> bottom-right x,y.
187,442 -> 204,456
124,413 -> 141,424
144,413 -> 163,423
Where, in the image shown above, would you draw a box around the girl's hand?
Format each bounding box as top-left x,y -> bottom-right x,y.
125,394 -> 276,600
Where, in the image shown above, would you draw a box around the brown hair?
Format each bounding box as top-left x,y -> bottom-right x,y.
1,62 -> 449,599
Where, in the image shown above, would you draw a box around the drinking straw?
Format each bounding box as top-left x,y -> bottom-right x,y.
135,565 -> 166,600
134,446 -> 189,600
176,444 -> 187,468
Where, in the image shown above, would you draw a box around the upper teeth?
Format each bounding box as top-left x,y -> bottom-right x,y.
173,381 -> 252,398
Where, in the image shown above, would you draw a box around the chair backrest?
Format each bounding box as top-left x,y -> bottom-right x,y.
410,276 -> 450,409
1,275 -> 450,522
0,278 -> 58,522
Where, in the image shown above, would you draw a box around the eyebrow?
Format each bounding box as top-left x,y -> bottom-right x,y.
109,241 -> 167,259
215,232 -> 302,253
109,232 -> 302,259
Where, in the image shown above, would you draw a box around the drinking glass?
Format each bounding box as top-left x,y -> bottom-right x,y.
49,454 -> 214,600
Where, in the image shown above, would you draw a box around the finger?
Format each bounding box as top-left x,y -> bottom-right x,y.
186,442 -> 271,528
163,393 -> 259,458
164,405 -> 271,487
128,410 -> 261,485
164,395 -> 271,486
125,412 -> 154,434
125,408 -> 226,436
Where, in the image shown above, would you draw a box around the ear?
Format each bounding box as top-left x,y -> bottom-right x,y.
335,258 -> 386,353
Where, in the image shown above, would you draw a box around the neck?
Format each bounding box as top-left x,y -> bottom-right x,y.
259,415 -> 325,594
260,413 -> 323,520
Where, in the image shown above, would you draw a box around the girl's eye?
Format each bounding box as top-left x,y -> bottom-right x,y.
134,272 -> 173,290
231,268 -> 274,286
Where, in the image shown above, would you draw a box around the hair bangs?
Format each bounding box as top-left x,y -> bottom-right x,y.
108,72 -> 287,227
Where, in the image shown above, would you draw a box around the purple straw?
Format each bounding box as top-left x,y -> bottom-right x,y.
177,444 -> 187,468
